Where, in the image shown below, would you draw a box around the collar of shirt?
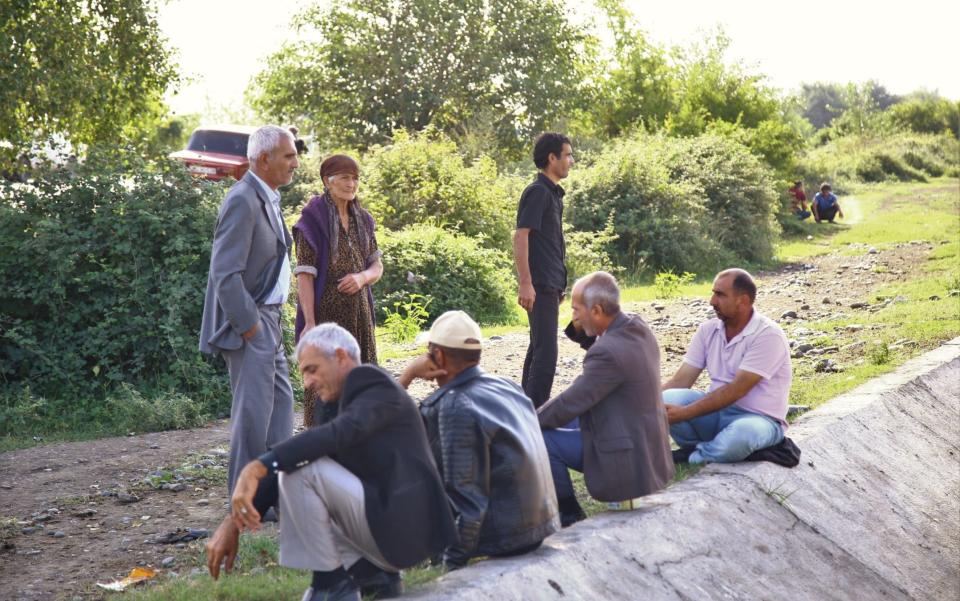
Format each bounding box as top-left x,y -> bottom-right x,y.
712,310 -> 763,347
536,172 -> 565,197
247,170 -> 281,206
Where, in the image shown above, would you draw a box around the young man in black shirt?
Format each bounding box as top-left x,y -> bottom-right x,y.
513,132 -> 574,408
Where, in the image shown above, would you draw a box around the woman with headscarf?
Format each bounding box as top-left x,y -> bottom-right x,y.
292,154 -> 383,426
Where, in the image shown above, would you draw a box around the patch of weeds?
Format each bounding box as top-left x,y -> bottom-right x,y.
654,270 -> 696,300
140,453 -> 228,491
871,265 -> 889,274
54,494 -> 94,507
868,341 -> 892,365
382,293 -> 432,344
812,335 -> 837,348
0,516 -> 19,545
761,480 -> 799,509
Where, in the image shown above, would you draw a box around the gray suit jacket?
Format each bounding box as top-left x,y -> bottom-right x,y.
538,312 -> 675,501
199,171 -> 292,355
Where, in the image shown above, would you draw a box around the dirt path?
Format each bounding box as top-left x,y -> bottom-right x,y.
0,234 -> 946,600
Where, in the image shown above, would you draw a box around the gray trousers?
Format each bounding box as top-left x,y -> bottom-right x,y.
222,304 -> 294,493
278,457 -> 395,572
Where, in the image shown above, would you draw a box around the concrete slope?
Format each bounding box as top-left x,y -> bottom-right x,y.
406,339 -> 960,601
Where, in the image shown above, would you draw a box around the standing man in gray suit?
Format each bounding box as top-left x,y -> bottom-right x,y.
199,125 -> 299,494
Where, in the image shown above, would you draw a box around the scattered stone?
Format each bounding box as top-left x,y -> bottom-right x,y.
892,295 -> 908,304
844,324 -> 864,332
72,508 -> 96,518
52,531 -> 66,539
850,302 -> 869,309
780,310 -> 798,319
796,343 -> 815,353
652,304 -> 665,311
161,556 -> 175,567
867,247 -> 878,254
196,499 -> 210,506
949,290 -> 960,297
168,483 -> 187,492
32,513 -> 52,523
822,297 -> 833,304
800,304 -> 810,310
149,444 -> 160,450
21,527 -> 37,534
787,405 -> 811,418
488,335 -> 503,341
928,295 -> 941,301
117,493 -> 140,505
814,358 -> 842,373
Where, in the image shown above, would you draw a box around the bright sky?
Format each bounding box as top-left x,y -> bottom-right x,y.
158,0 -> 960,119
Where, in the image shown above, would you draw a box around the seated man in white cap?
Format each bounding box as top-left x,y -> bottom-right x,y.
400,310 -> 560,570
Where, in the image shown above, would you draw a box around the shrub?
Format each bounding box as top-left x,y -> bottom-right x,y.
361,130 -> 522,249
654,270 -> 696,299
376,225 -> 516,325
564,216 -> 623,287
566,132 -> 778,274
798,132 -> 958,188
0,158 -> 231,436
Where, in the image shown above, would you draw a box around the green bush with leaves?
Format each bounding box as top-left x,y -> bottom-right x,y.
0,159 -> 231,437
567,132 -> 778,274
564,217 -> 624,287
798,132 -> 958,188
361,130 -> 521,249
376,225 -> 516,325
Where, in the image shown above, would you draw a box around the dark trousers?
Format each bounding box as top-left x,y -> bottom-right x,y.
817,205 -> 838,222
522,286 -> 561,408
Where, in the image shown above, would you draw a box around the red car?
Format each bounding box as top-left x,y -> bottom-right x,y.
169,125 -> 257,181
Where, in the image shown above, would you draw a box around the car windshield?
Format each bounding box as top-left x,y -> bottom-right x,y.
186,130 -> 249,157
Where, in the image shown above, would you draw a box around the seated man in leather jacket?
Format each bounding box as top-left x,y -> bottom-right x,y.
400,310 -> 560,570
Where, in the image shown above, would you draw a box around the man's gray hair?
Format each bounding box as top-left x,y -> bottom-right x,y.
577,271 -> 621,315
295,322 -> 361,363
247,125 -> 294,163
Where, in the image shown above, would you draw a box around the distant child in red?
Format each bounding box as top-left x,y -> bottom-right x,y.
788,181 -> 811,220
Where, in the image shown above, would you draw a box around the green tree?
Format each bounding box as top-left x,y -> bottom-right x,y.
0,0 -> 178,160
249,0 -> 591,154
583,1 -> 676,137
886,92 -> 960,139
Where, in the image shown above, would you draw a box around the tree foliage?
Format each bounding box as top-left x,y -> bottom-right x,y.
250,0 -> 590,153
0,0 -> 178,157
0,157 -> 230,432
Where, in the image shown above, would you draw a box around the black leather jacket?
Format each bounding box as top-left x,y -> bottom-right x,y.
420,366 -> 559,565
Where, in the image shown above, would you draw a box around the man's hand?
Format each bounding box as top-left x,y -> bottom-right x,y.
206,516 -> 240,580
337,272 -> 366,295
838,209 -> 845,219
242,322 -> 260,340
664,403 -> 688,425
398,354 -> 447,389
230,460 -> 267,532
518,282 -> 536,312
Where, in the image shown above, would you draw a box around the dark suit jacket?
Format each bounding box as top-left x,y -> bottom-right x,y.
199,171 -> 292,354
263,365 -> 457,569
538,312 -> 675,502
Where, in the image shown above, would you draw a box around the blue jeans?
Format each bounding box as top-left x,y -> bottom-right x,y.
541,418 -> 582,501
663,389 -> 783,464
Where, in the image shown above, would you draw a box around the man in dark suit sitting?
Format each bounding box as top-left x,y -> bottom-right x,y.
205,323 -> 457,601
538,271 -> 675,526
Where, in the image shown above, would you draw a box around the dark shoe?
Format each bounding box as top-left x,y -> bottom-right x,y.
672,446 -> 695,464
348,558 -> 403,599
301,578 -> 360,601
557,496 -> 586,528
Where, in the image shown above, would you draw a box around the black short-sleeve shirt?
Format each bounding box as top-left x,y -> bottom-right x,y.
516,173 -> 567,290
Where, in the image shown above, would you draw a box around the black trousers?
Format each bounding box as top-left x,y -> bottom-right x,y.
522,286 -> 561,408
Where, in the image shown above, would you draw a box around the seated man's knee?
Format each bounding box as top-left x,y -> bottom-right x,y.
662,388 -> 704,407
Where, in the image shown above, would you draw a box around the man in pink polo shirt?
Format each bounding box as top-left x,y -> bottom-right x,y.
661,268 -> 791,464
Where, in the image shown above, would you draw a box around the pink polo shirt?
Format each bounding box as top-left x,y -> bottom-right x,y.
682,311 -> 791,428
